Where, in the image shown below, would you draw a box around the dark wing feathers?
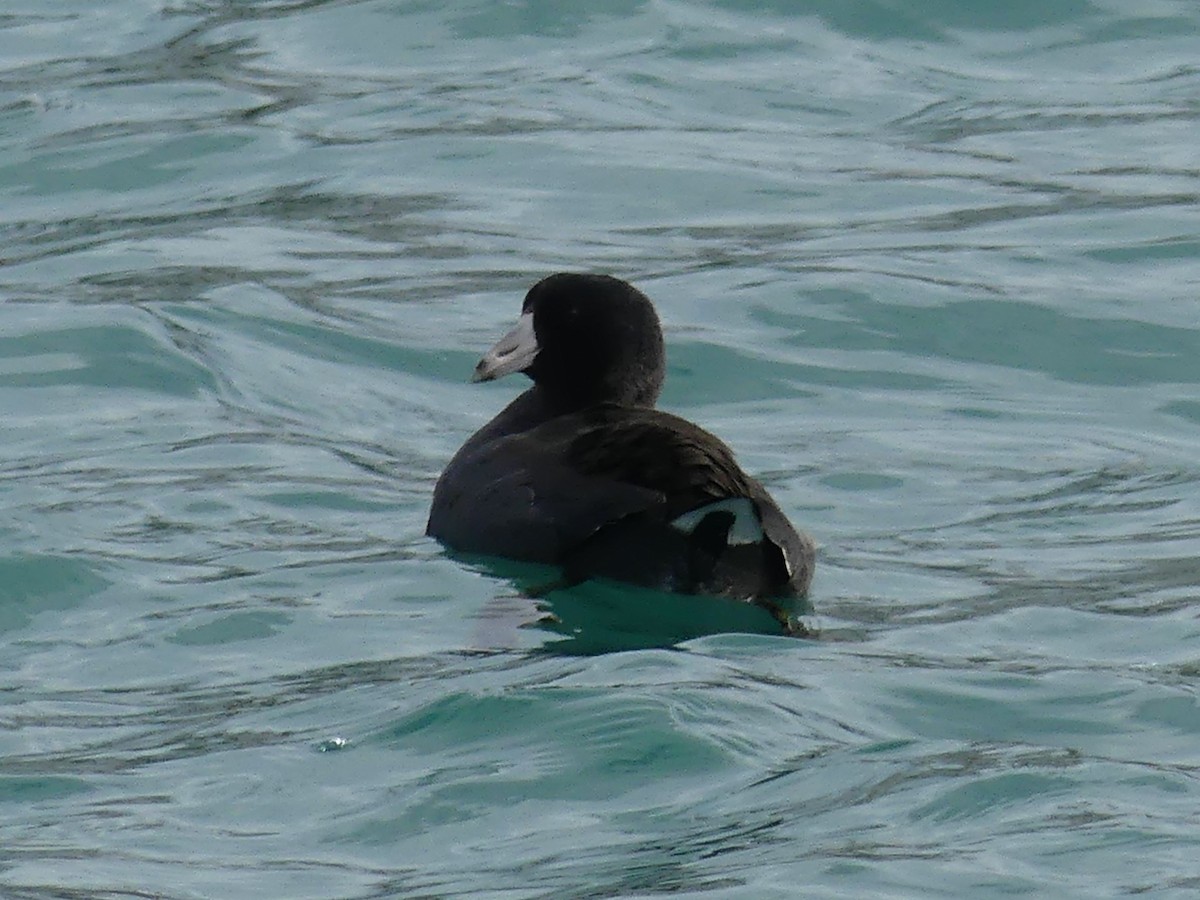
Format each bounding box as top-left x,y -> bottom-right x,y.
427,425 -> 662,563
564,407 -> 755,517
429,402 -> 815,599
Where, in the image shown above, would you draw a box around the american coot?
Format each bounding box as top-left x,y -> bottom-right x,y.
427,273 -> 815,605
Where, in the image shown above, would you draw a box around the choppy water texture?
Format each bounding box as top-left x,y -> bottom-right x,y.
2,0 -> 1199,897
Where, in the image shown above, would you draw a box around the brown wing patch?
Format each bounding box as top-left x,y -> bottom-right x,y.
566,408 -> 755,514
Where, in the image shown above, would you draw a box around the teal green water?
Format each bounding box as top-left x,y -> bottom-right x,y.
3,1 -> 1199,897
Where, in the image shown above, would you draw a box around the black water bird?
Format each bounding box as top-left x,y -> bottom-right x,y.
427,273 -> 815,608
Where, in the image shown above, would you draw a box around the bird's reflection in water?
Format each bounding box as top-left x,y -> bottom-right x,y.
462,554 -> 816,655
